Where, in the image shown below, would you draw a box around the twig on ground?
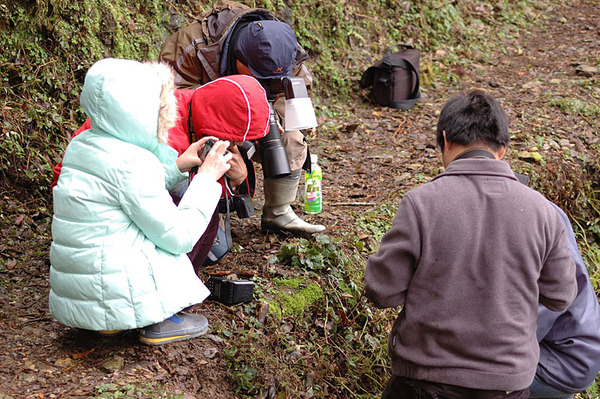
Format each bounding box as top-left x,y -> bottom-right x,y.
330,202 -> 377,206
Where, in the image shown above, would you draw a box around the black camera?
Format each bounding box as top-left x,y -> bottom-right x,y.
200,139 -> 230,161
207,276 -> 254,305
257,76 -> 317,179
238,141 -> 256,162
219,194 -> 255,218
256,77 -> 299,180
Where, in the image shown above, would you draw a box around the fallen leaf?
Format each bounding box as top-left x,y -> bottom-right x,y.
15,214 -> 25,225
517,151 -> 543,162
72,348 -> 95,359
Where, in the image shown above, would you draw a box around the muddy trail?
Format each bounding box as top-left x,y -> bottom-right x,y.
1,1 -> 599,398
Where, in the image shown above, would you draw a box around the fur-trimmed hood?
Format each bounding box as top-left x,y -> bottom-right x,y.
80,58 -> 178,164
50,57 -> 218,331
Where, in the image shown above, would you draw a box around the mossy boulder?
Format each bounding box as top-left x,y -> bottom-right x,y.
268,277 -> 324,320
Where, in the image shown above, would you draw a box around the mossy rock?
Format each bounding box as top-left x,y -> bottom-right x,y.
268,277 -> 324,320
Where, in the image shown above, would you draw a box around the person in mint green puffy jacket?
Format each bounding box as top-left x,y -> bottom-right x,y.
49,58 -> 269,345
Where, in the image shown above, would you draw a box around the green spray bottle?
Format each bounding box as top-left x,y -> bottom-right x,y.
304,154 -> 322,214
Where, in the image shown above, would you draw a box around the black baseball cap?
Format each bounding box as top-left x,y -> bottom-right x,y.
233,20 -> 298,79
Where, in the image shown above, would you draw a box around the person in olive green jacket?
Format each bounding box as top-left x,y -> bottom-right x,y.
160,0 -> 325,235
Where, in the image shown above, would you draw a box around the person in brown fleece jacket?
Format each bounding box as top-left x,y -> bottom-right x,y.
365,90 -> 577,399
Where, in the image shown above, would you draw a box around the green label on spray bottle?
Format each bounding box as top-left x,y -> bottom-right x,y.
305,155 -> 322,214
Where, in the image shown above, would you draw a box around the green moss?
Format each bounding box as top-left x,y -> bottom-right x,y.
0,0 -> 543,197
0,0 -> 173,198
268,277 -> 324,319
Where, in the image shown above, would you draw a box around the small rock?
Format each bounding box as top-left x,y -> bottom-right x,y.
55,357 -> 73,368
288,349 -> 302,360
558,138 -> 572,147
205,334 -> 224,344
38,363 -> 58,373
517,151 -> 543,162
24,361 -> 37,371
522,80 -> 541,90
18,373 -> 37,383
575,65 -> 598,77
203,347 -> 219,359
101,356 -> 124,373
547,139 -> 560,150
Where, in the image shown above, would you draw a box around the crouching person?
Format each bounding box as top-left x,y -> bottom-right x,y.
365,90 -> 577,398
49,58 -> 235,345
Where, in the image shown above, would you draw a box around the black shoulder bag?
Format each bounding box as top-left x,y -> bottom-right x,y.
360,43 -> 421,110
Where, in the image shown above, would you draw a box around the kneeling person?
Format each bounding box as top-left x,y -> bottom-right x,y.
49,58 -> 269,345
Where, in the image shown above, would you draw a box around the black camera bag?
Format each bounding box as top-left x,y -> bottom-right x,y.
360,44 -> 421,110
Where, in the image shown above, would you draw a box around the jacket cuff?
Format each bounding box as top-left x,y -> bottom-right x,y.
163,162 -> 187,190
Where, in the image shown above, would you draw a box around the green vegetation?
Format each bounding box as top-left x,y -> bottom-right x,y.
0,0 -> 548,196
93,382 -> 184,398
221,230 -> 395,397
547,96 -> 600,119
2,0 -> 599,397
1,0 -> 171,197
269,277 -> 325,319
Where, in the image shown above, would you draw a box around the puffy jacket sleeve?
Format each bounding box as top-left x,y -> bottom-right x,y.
117,155 -> 221,255
51,119 -> 92,189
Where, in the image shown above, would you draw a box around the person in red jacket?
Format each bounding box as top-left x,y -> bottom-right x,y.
52,74 -> 269,271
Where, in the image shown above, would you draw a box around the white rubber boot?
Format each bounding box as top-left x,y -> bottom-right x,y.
261,170 -> 326,235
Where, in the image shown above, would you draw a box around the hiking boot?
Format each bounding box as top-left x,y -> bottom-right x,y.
139,313 -> 209,346
261,170 -> 326,235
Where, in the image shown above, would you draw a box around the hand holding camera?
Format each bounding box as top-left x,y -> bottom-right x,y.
199,138 -> 230,161
196,138 -> 232,181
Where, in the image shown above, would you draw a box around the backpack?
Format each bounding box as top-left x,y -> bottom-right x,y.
360,44 -> 421,110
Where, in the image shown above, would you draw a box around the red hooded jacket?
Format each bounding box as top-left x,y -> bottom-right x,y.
52,75 -> 269,191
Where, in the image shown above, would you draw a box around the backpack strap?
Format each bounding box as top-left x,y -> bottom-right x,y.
222,181 -> 233,250
188,99 -> 198,144
187,100 -> 200,175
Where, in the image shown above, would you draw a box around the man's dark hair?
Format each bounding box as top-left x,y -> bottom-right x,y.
436,89 -> 509,152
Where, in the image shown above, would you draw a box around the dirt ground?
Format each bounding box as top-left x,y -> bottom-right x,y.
0,1 -> 598,398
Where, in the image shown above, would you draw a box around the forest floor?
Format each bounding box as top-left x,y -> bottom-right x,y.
0,0 -> 599,398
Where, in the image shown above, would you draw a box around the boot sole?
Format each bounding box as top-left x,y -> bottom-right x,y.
139,326 -> 209,346
261,223 -> 325,235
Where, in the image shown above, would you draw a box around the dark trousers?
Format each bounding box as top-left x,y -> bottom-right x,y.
171,188 -> 220,273
382,376 -> 530,399
188,208 -> 220,273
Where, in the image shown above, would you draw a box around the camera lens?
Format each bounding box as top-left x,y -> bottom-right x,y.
260,138 -> 292,179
